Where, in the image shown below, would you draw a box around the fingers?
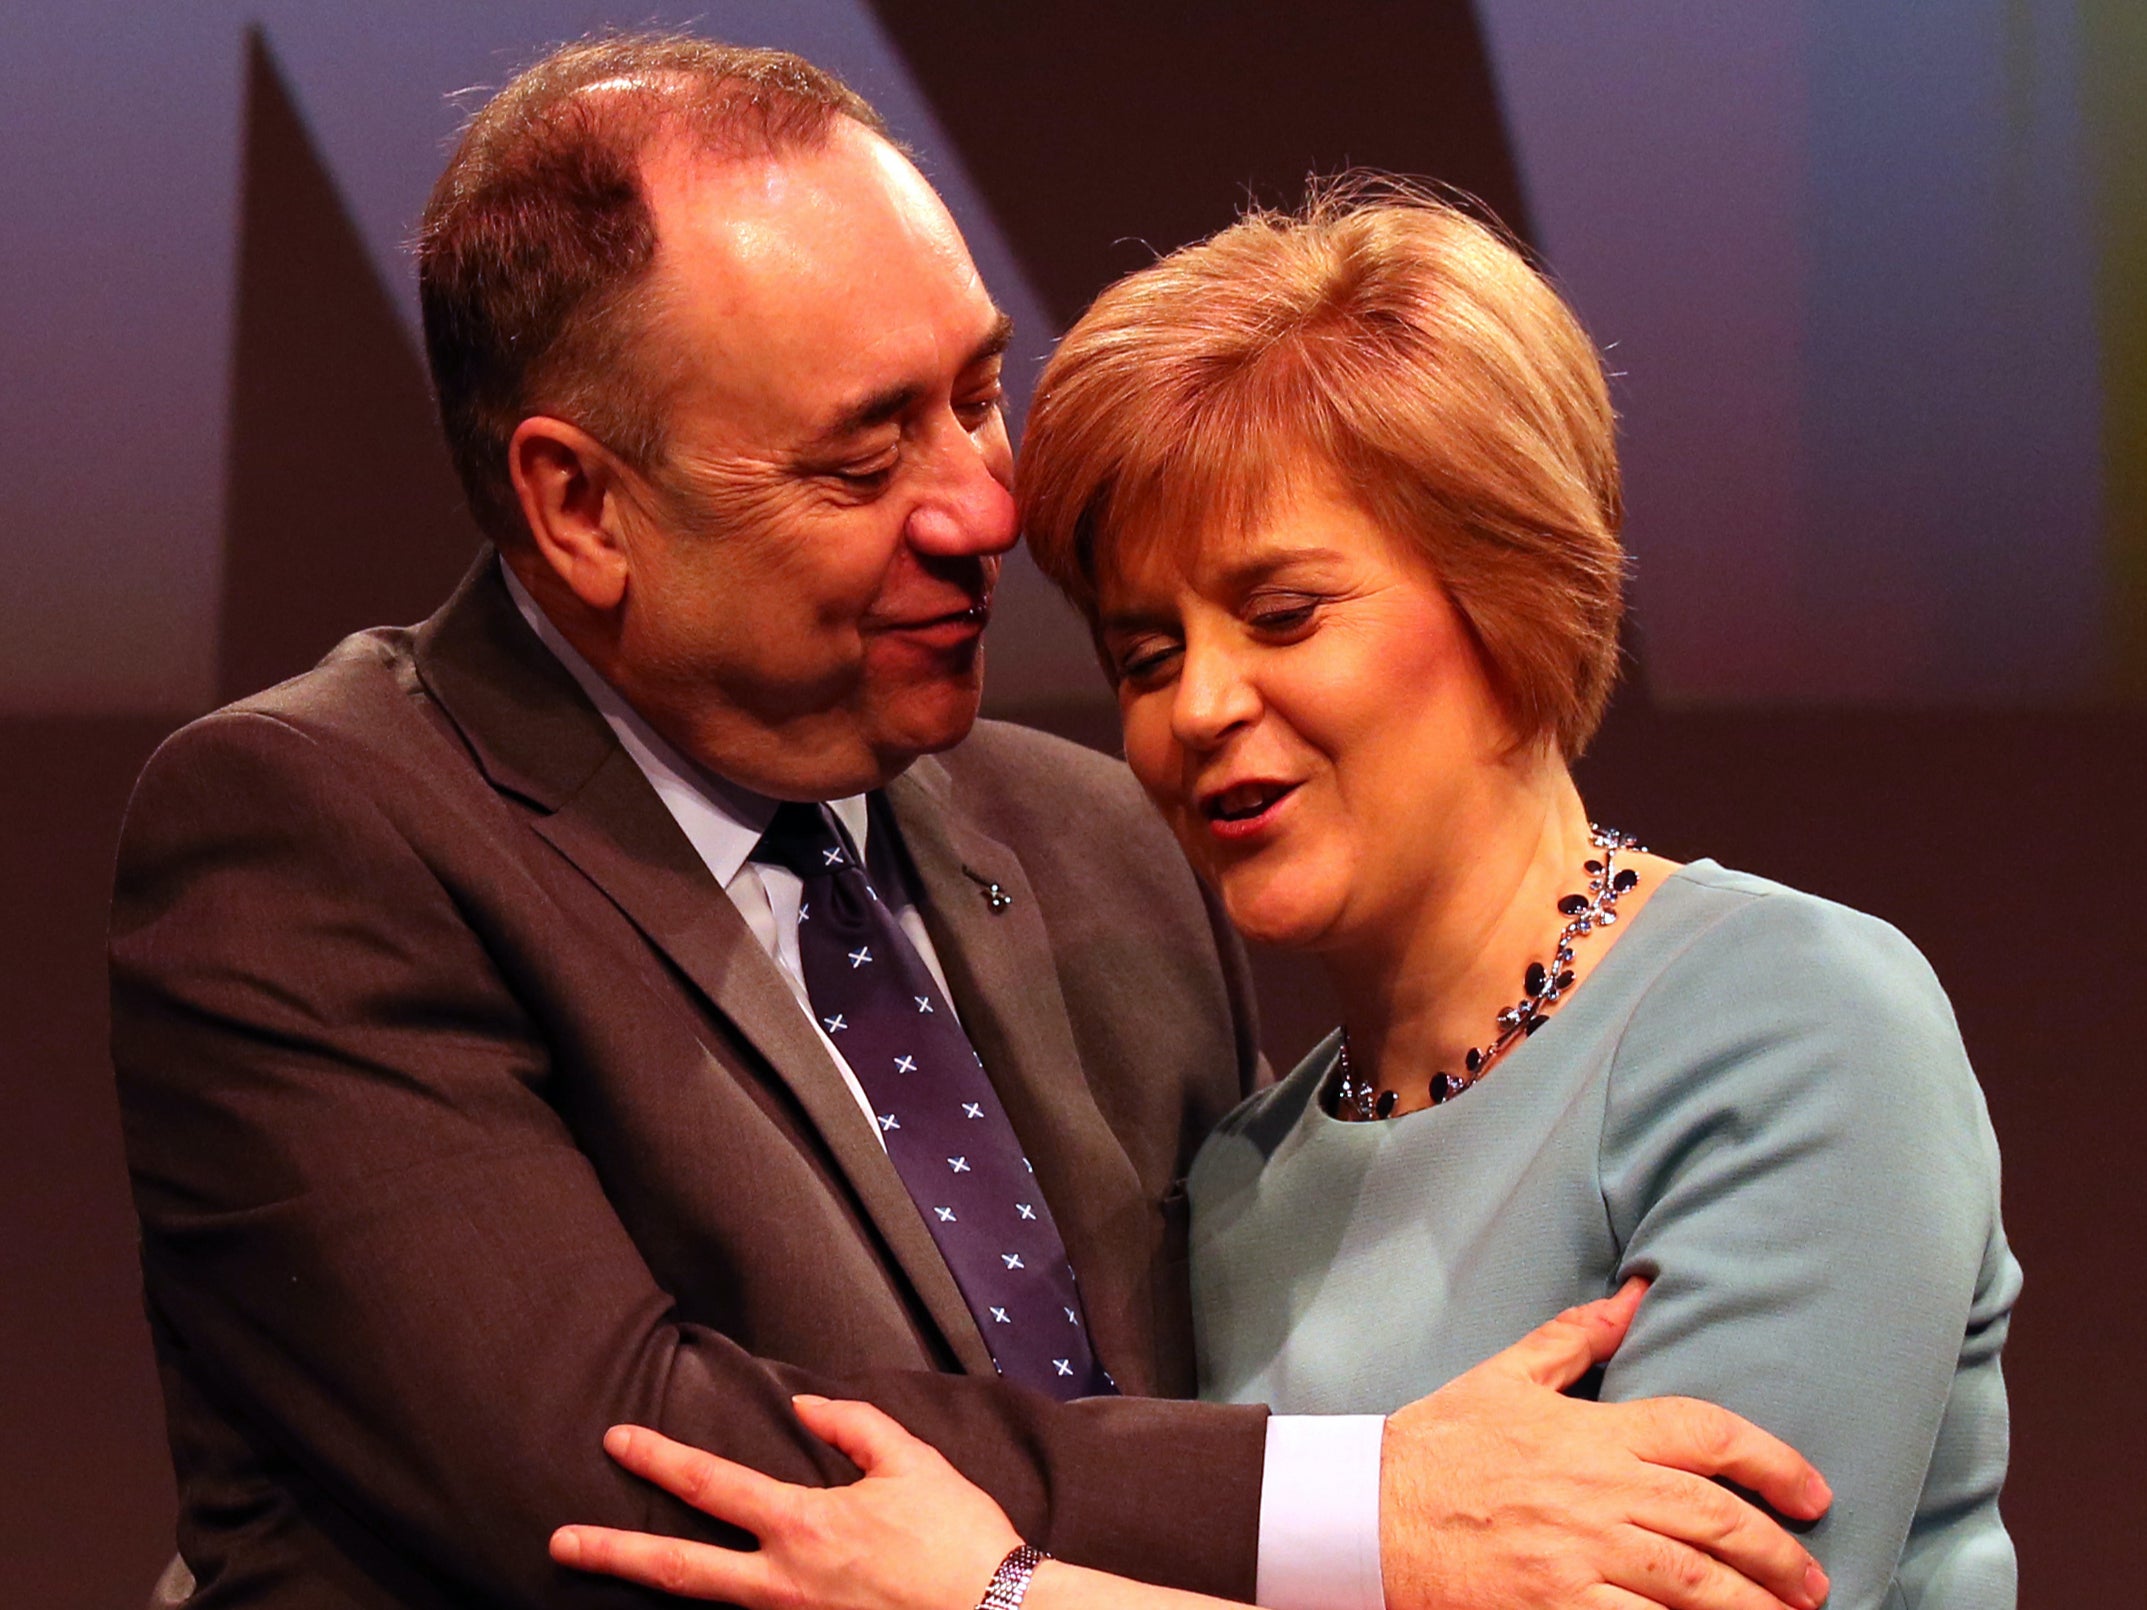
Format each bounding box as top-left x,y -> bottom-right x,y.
602,1424 -> 793,1531
551,1524 -> 780,1604
1620,1399 -> 1833,1523
1605,1525 -> 1822,1610
1625,1468 -> 1828,1610
1605,1274 -> 1650,1326
1481,1279 -> 1648,1390
792,1393 -> 937,1477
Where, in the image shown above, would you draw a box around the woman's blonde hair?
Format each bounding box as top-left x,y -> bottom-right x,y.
1018,179 -> 1626,757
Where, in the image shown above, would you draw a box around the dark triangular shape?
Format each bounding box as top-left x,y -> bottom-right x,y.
866,0 -> 1532,329
219,28 -> 478,702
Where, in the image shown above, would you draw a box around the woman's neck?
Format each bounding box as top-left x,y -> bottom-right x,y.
1325,759 -> 1597,1101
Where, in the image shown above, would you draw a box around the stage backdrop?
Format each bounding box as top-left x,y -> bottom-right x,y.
2,4 -> 2139,1605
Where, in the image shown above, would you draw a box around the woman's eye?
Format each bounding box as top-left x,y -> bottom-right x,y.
1247,595 -> 1322,634
1114,640 -> 1181,685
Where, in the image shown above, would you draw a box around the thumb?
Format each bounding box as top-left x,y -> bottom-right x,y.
793,1395 -> 932,1477
1483,1278 -> 1645,1389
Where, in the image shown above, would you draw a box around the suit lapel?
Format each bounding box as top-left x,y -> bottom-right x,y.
412,555 -> 992,1375
887,761 -> 1157,1394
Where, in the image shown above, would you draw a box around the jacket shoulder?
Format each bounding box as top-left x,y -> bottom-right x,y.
929,719 -> 1174,865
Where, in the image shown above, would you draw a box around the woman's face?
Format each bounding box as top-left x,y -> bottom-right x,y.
1098,469 -> 1522,954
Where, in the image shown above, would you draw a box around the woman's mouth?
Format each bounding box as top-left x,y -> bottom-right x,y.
1198,780 -> 1299,841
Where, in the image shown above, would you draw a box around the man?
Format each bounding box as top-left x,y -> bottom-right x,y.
113,35 -> 1829,1610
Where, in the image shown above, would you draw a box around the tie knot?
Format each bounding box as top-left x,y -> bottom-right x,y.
751,801 -> 859,883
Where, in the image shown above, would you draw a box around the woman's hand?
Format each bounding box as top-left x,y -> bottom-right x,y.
551,1393 -> 1025,1610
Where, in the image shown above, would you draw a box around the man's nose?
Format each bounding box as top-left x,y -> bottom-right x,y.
906,424 -> 1017,557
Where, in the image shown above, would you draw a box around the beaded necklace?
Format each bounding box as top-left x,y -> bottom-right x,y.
1333,826 -> 1646,1121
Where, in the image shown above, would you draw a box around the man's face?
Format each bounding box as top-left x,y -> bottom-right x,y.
607,122 -> 1016,798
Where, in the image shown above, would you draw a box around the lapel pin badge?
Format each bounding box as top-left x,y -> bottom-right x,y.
962,867 -> 1014,912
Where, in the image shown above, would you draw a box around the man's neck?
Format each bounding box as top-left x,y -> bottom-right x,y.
498,556 -> 872,863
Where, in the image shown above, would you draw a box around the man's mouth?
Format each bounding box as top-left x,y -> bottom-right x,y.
871,599 -> 992,635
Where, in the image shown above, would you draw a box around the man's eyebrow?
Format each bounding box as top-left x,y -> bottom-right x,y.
974,310 -> 1016,366
805,310 -> 1016,451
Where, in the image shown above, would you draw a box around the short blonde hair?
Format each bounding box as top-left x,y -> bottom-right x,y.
1018,181 -> 1625,757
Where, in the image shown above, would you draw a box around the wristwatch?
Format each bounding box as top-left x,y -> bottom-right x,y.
977,1543 -> 1051,1610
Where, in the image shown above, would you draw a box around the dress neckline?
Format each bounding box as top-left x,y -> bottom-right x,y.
1302,858 -> 1727,1133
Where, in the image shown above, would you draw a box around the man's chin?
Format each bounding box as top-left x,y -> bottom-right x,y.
872,679 -> 986,772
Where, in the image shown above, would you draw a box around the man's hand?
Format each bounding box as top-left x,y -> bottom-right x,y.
1379,1280 -> 1832,1610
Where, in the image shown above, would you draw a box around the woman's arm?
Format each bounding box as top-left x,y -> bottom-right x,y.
1595,888 -> 2019,1609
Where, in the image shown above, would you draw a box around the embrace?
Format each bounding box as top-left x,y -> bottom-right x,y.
113,34 -> 2017,1610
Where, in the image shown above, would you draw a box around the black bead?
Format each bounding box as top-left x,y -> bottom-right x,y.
1558,893 -> 1589,915
1525,1013 -> 1549,1034
1429,1073 -> 1461,1104
1556,970 -> 1576,991
1613,868 -> 1639,893
1584,859 -> 1603,873
1524,961 -> 1548,996
1464,1047 -> 1484,1073
1374,1088 -> 1398,1119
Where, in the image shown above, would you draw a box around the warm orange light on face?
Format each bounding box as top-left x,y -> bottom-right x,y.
1103,468 -> 1521,954
616,124 -> 1017,795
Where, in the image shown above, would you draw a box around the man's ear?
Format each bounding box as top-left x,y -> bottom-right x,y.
508,416 -> 635,611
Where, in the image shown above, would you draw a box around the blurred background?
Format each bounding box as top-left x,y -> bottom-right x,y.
2,2 -> 2140,1603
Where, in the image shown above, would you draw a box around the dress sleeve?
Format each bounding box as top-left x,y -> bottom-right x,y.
1594,887 -> 2019,1610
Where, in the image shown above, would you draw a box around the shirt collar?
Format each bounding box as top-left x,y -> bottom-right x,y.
499,558 -> 870,882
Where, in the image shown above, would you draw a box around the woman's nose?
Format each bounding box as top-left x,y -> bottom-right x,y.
1171,639 -> 1260,750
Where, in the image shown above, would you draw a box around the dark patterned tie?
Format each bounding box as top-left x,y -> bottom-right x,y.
753,801 -> 1115,1401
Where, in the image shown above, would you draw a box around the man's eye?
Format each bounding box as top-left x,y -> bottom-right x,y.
954,390 -> 1004,430
831,457 -> 897,492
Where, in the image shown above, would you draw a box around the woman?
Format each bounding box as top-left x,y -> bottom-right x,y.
552,186 -> 2019,1609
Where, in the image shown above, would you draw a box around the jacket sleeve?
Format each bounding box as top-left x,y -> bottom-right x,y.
1594,889 -> 2019,1610
113,708 -> 1267,1607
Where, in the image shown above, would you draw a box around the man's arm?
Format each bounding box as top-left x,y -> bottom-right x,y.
544,1290 -> 1827,1610
114,708 -> 1266,1605
115,710 -> 1832,1609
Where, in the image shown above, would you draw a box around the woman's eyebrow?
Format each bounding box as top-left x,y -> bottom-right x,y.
1096,544 -> 1352,633
1096,602 -> 1175,637
1208,545 -> 1352,590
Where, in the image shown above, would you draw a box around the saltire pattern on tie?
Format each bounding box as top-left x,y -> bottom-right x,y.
752,801 -> 1114,1400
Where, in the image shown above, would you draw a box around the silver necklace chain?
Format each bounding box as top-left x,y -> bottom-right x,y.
1334,825 -> 1646,1121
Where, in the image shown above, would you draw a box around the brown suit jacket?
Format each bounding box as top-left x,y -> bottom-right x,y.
111,559 -> 1269,1608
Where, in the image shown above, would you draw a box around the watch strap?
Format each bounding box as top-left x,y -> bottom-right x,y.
978,1543 -> 1050,1610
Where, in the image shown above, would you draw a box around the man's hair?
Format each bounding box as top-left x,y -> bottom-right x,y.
416,33 -> 886,546
1018,179 -> 1626,759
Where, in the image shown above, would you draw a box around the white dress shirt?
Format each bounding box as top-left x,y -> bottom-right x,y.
504,563 -> 1384,1610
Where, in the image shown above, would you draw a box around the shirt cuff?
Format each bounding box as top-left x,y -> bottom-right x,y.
1255,1415 -> 1386,1610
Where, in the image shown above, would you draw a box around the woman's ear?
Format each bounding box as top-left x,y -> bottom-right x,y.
508,416 -> 633,612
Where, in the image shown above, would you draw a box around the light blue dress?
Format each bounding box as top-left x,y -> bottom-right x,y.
1190,861 -> 2019,1610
